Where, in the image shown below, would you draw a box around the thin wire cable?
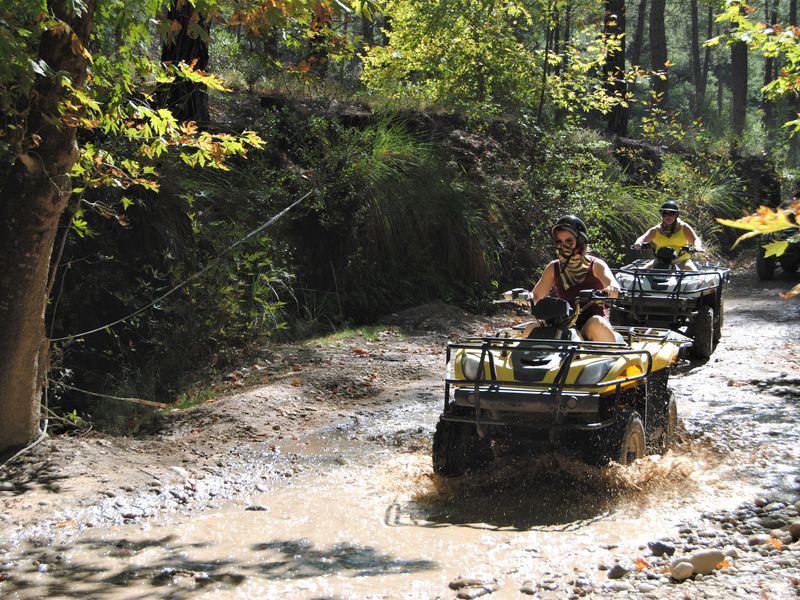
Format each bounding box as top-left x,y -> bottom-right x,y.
50,191 -> 311,342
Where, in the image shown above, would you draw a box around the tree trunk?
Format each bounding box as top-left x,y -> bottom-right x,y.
0,0 -> 96,452
730,38 -> 748,137
763,6 -> 777,140
790,0 -> 798,164
605,0 -> 628,136
631,0 -> 647,67
690,0 -> 702,117
700,4 -> 713,113
159,0 -> 210,125
649,0 -> 668,105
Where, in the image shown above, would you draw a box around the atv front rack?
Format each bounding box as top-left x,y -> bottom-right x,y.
443,337 -> 654,437
612,266 -> 729,323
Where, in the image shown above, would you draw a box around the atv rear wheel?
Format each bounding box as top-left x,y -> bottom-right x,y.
432,419 -> 493,477
583,411 -> 645,466
756,250 -> 776,280
713,297 -> 724,344
691,306 -> 714,359
648,390 -> 677,453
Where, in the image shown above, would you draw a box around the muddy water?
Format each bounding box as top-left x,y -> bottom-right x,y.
3,276 -> 800,599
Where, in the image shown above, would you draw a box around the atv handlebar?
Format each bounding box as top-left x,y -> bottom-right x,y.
635,242 -> 700,254
577,289 -> 628,303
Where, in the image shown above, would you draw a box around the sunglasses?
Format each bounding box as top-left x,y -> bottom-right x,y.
554,238 -> 576,247
660,210 -> 678,216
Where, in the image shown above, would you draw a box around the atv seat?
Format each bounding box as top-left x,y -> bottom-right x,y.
527,326 -> 582,341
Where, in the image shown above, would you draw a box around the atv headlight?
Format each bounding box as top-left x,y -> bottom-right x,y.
576,359 -> 617,385
461,353 -> 483,381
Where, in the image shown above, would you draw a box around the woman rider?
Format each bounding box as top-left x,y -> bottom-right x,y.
632,201 -> 704,270
528,215 -> 620,343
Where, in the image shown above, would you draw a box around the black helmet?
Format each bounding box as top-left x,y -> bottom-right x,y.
660,200 -> 680,214
552,214 -> 588,244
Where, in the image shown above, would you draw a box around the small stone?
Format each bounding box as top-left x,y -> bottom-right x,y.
724,547 -> 740,559
604,581 -> 633,592
748,534 -> 772,546
170,466 -> 189,479
0,482 -> 13,492
789,521 -> 800,541
671,562 -> 693,581
519,580 -> 536,595
687,549 -> 726,575
245,505 -> 268,511
639,583 -> 657,593
607,564 -> 630,580
648,540 -> 676,557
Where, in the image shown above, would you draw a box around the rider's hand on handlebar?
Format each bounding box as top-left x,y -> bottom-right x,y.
603,285 -> 620,298
632,242 -> 642,250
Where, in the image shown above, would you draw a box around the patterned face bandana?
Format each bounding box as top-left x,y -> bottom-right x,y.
659,217 -> 681,237
557,245 -> 590,289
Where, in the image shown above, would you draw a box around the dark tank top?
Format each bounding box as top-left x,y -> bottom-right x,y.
552,256 -> 606,328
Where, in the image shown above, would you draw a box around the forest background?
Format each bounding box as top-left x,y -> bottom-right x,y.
0,0 -> 797,450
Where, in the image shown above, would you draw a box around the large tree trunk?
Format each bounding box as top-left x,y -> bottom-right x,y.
631,0 -> 647,67
605,0 -> 628,136
159,0 -> 210,125
730,38 -> 748,137
0,0 -> 96,451
649,0 -> 668,105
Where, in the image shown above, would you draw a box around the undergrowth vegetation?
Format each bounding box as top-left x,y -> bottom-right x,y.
47,94 -> 769,426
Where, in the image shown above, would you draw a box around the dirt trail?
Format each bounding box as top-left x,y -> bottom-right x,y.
1,271 -> 799,599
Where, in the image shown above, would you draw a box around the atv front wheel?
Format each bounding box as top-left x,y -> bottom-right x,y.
614,411 -> 646,465
691,306 -> 714,359
756,250 -> 776,280
432,419 -> 493,476
584,411 -> 645,466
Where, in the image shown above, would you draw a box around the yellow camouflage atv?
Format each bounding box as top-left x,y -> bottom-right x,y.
433,289 -> 690,476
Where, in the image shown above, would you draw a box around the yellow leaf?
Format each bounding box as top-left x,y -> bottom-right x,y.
780,282 -> 800,299
717,205 -> 796,233
731,229 -> 763,248
763,239 -> 789,258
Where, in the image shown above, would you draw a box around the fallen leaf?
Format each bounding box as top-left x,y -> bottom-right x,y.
635,559 -> 649,570
291,378 -> 301,387
55,519 -> 77,529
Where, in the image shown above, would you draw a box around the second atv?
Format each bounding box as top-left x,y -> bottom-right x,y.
611,243 -> 729,359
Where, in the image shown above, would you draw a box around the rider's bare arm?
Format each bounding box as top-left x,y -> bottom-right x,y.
683,223 -> 703,251
592,259 -> 620,298
633,227 -> 657,249
532,262 -> 556,303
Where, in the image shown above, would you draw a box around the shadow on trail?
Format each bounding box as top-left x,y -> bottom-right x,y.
251,539 -> 437,578
1,534 -> 437,599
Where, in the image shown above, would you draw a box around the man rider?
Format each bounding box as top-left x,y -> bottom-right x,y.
527,215 -> 620,343
632,201 -> 703,270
